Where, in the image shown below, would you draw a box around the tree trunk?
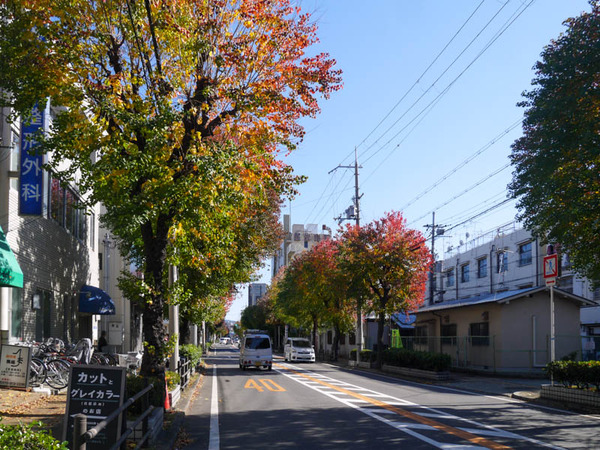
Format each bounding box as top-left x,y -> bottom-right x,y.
180,316 -> 191,344
140,216 -> 171,381
332,324 -> 341,362
376,311 -> 386,369
312,316 -> 319,359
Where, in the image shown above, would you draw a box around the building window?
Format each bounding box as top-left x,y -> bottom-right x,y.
349,332 -> 356,345
446,269 -> 455,287
327,330 -> 332,345
594,287 -> 600,302
477,258 -> 487,278
469,322 -> 489,346
560,276 -> 573,293
89,212 -> 95,250
440,324 -> 457,345
340,334 -> 345,345
49,178 -> 88,242
497,252 -> 508,273
461,263 -> 470,283
415,326 -> 428,345
10,288 -> 22,340
519,242 -> 532,266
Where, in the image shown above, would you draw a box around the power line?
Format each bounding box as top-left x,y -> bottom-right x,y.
354,0 -> 487,154
399,119 -> 521,211
356,0 -> 514,165
408,162 -> 512,227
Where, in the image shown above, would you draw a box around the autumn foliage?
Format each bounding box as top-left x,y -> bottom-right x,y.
0,0 -> 341,376
270,211 -> 431,364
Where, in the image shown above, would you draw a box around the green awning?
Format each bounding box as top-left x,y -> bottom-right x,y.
0,225 -> 23,288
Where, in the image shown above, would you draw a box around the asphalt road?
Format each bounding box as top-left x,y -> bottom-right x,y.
178,345 -> 600,449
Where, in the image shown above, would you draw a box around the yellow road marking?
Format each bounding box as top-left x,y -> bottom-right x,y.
275,363 -> 511,450
245,379 -> 264,392
244,378 -> 287,392
260,379 -> 286,392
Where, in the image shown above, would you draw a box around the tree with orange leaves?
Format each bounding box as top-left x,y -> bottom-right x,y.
338,212 -> 432,368
0,0 -> 341,377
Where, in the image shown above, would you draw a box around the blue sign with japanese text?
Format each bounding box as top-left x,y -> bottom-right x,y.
63,365 -> 126,449
19,104 -> 45,215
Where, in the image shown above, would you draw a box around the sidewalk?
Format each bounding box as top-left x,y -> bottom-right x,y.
0,387 -> 66,439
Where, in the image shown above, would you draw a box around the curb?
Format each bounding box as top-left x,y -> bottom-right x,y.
155,369 -> 204,450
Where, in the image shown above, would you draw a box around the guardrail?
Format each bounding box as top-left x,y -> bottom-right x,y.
73,382 -> 155,450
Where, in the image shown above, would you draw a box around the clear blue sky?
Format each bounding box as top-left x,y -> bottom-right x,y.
226,0 -> 592,321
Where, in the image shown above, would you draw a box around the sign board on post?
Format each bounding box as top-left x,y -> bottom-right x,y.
63,365 -> 126,449
543,254 -> 558,286
0,344 -> 32,389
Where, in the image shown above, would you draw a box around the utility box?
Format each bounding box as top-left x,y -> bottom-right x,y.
108,322 -> 124,345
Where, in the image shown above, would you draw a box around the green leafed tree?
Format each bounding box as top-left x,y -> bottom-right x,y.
0,0 -> 341,378
509,2 -> 600,284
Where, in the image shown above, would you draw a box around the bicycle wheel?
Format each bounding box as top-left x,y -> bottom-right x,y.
45,359 -> 71,390
29,357 -> 47,387
91,353 -> 108,365
104,353 -> 119,366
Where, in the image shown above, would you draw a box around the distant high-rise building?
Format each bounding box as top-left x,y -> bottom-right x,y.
248,283 -> 268,307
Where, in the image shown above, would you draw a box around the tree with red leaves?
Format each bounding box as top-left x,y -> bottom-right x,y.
338,211 -> 432,368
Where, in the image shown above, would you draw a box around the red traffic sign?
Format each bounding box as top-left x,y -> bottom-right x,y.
543,254 -> 558,278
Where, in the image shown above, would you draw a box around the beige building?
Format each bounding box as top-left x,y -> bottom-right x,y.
416,224 -> 597,372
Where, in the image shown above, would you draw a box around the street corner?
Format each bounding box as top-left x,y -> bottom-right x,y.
512,390 -> 541,402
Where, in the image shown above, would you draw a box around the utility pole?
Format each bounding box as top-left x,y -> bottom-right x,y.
424,212 -> 446,305
330,148 -> 362,363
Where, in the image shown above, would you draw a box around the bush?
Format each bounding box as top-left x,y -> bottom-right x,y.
349,349 -> 376,363
382,348 -> 451,372
165,371 -> 181,390
126,374 -> 165,415
180,344 -> 203,368
545,360 -> 600,390
0,419 -> 68,449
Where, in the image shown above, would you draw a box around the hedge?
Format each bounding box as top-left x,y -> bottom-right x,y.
180,344 -> 203,367
349,349 -> 376,363
382,348 -> 451,372
544,360 -> 600,390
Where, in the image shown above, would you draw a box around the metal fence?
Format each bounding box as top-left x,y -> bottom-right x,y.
396,335 -> 597,372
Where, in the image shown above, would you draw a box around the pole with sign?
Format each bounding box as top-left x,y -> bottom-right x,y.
543,254 -> 558,364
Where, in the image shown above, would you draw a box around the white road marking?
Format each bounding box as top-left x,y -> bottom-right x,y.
276,363 -> 567,450
208,365 -> 220,450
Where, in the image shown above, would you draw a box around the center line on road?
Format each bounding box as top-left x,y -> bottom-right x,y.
275,363 -> 511,450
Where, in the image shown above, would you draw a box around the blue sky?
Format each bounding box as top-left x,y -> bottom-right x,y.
226,0 -> 592,321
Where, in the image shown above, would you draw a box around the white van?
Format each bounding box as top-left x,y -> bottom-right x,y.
284,337 -> 315,363
239,331 -> 272,371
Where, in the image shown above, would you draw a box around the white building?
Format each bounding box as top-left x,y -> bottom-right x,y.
1,102 -> 103,345
429,223 -> 597,304
271,214 -> 332,277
